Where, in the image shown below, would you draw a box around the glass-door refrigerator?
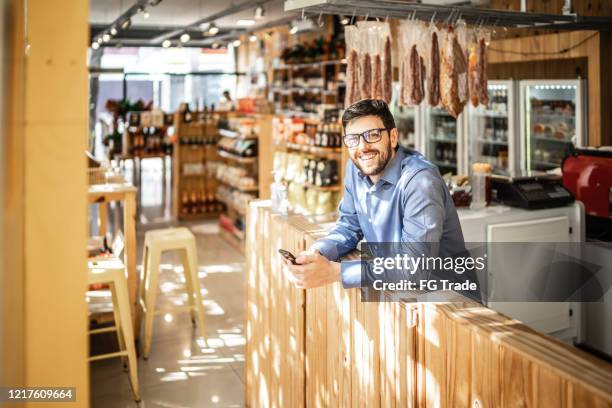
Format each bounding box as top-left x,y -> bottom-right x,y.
520,80 -> 586,172
421,105 -> 463,175
390,82 -> 418,150
464,80 -> 518,176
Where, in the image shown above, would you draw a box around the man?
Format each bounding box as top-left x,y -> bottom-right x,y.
284,99 -> 466,289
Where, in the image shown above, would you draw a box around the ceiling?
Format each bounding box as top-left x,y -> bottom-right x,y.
90,0 -> 296,46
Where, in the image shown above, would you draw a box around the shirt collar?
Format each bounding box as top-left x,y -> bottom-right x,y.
380,148 -> 406,186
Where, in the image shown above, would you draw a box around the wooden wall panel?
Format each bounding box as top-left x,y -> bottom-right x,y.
246,203 -> 612,408
489,30 -> 609,146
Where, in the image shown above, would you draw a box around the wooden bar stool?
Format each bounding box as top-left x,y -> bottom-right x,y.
87,258 -> 140,402
140,227 -> 206,359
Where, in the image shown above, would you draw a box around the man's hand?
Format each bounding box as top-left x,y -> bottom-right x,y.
282,249 -> 340,289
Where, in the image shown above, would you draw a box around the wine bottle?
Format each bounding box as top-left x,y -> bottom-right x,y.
181,190 -> 190,214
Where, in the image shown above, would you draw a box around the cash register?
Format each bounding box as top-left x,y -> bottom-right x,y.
490,171 -> 574,210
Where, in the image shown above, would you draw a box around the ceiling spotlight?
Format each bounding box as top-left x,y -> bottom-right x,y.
255,6 -> 265,20
143,11 -> 150,19
237,19 -> 255,26
121,18 -> 131,29
180,33 -> 190,43
340,16 -> 350,25
212,42 -> 219,49
249,34 -> 257,42
148,0 -> 162,5
97,37 -> 103,44
233,39 -> 241,47
92,42 -> 100,50
208,24 -> 219,35
137,6 -> 145,13
162,39 -> 171,48
289,26 -> 298,35
102,33 -> 111,42
110,26 -> 118,35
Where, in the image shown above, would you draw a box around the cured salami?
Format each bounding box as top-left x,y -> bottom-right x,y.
372,54 -> 383,99
468,41 -> 479,107
360,53 -> 372,100
440,29 -> 468,117
407,45 -> 424,105
427,31 -> 440,106
478,38 -> 489,105
345,49 -> 358,107
382,37 -> 393,103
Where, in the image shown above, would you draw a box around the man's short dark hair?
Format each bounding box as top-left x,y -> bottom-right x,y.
342,99 -> 396,131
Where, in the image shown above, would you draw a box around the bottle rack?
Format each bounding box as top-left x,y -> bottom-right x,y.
215,113 -> 274,252
124,110 -> 174,158
271,113 -> 347,216
270,59 -> 346,118
172,107 -> 224,220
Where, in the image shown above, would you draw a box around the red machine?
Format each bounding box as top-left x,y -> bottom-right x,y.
562,148 -> 612,240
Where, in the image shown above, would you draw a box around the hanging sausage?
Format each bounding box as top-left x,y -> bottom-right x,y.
382,37 -> 393,103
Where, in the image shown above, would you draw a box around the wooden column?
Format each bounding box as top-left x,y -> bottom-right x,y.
2,0 -> 89,406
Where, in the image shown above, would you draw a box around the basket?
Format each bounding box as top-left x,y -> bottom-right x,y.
88,168 -> 107,185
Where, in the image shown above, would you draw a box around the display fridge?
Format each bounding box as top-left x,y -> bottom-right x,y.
520,79 -> 586,172
421,105 -> 464,175
464,80 -> 518,176
390,82 -> 418,150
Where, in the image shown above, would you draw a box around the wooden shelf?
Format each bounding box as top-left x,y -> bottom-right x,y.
273,59 -> 346,70
217,178 -> 259,193
216,195 -> 247,216
217,149 -> 257,164
285,142 -> 342,156
218,128 -> 258,140
177,210 -> 224,221
303,182 -> 341,192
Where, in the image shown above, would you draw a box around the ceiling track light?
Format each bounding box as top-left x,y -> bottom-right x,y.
143,11 -> 150,19
162,39 -> 172,48
249,34 -> 257,42
233,39 -> 241,47
102,33 -> 111,42
180,33 -> 190,43
289,26 -> 298,35
148,0 -> 162,6
92,42 -> 100,50
255,5 -> 265,20
121,18 -> 131,29
208,23 -> 219,35
110,26 -> 118,35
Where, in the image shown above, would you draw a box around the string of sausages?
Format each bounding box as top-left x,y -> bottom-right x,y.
345,19 -> 490,118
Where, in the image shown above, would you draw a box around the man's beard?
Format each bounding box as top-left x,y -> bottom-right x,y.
351,140 -> 393,177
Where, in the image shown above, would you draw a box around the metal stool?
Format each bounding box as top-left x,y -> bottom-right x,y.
140,227 -> 206,359
88,258 -> 140,402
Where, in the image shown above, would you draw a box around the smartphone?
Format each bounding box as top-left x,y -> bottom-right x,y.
278,249 -> 298,265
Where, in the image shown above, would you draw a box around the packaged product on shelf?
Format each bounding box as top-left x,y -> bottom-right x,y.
305,188 -> 318,214
315,191 -> 338,215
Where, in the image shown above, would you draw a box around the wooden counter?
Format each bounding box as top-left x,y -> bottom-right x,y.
245,201 -> 612,407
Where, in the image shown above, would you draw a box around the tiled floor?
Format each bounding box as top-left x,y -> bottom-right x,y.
90,158 -> 245,407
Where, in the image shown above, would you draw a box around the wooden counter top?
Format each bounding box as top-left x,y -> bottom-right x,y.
245,201 -> 612,407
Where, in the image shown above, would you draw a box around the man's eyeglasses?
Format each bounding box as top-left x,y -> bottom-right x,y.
343,128 -> 390,148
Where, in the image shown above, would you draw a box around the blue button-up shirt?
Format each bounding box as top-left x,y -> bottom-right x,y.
312,147 -> 466,288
